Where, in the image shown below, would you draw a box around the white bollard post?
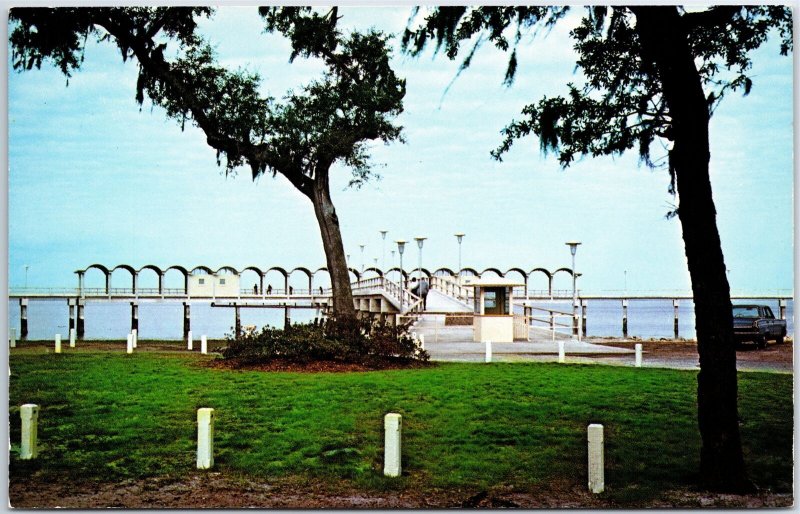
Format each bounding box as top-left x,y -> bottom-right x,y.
126,333 -> 133,354
69,328 -> 76,348
20,404 -> 39,460
384,413 -> 402,477
201,335 -> 208,355
10,328 -> 16,348
588,424 -> 605,494
635,343 -> 642,367
558,340 -> 565,363
197,408 -> 215,470
419,334 -> 425,350
132,329 -> 138,349
485,340 -> 492,363
411,331 -> 417,343
187,330 -> 193,351
54,334 -> 61,354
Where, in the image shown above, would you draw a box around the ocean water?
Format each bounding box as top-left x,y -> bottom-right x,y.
6,297 -> 794,341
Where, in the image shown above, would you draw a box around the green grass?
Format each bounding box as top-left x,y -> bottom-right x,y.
8,350 -> 793,503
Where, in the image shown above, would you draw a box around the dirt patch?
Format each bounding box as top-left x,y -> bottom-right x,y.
207,357 -> 433,373
8,474 -> 792,508
590,338 -> 793,373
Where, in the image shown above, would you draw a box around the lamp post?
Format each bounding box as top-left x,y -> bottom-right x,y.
414,237 -> 427,282
454,233 -> 465,279
565,242 -> 582,339
396,240 -> 406,308
359,244 -> 366,272
391,250 -> 396,269
24,264 -> 29,289
380,230 -> 388,271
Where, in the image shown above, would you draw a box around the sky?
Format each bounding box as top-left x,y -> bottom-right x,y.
5,5 -> 795,296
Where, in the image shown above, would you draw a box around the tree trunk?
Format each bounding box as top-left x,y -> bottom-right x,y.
310,171 -> 357,320
633,7 -> 753,492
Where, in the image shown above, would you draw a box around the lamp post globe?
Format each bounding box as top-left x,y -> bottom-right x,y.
414,237 -> 427,282
455,233 -> 465,278
379,230 -> 388,270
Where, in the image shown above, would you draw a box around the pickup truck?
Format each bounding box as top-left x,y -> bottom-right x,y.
732,304 -> 787,348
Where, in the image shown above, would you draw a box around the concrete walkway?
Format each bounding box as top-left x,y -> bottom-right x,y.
410,313 -> 635,364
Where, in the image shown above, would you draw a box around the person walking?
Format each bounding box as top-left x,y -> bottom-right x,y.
418,277 -> 430,310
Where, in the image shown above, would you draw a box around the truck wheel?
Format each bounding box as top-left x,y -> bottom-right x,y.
757,337 -> 768,349
776,334 -> 784,345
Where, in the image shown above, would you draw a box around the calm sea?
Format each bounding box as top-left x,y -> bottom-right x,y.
6,298 -> 794,341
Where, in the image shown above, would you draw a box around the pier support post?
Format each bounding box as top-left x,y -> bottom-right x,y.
68,298 -> 76,332
183,302 -> 191,338
622,299 -> 628,338
19,298 -> 28,339
284,307 -> 291,330
234,305 -> 241,339
77,299 -> 85,338
197,408 -> 215,470
130,302 -> 138,332
673,299 -> 680,339
581,299 -> 587,338
588,424 -> 605,494
20,404 -> 39,460
779,299 -> 786,320
384,413 -> 402,477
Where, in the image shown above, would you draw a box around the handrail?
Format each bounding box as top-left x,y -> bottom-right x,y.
430,275 -> 474,306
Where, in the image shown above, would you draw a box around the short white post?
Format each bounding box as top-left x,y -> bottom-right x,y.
69,328 -> 76,348
558,340 -> 565,363
485,340 -> 492,363
419,334 -> 425,350
10,328 -> 16,348
126,333 -> 133,354
411,331 -> 417,342
132,328 -> 138,349
20,404 -> 39,460
54,334 -> 62,354
588,423 -> 605,494
201,335 -> 208,355
197,408 -> 215,470
384,413 -> 402,477
187,330 -> 193,351
634,343 -> 642,367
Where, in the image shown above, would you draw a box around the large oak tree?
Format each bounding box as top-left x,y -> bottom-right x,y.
404,5 -> 791,491
10,7 -> 406,319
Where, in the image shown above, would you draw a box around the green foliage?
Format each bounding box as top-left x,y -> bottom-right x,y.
222,318 -> 428,366
8,352 -> 793,503
403,6 -> 792,174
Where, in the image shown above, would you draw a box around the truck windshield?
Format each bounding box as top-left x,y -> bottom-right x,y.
732,306 -> 760,318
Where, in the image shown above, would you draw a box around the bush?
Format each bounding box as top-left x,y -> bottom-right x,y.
222,317 -> 429,366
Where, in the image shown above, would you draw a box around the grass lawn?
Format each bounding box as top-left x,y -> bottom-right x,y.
8,347 -> 793,505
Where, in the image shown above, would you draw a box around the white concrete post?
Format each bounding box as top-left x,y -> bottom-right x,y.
197,408 -> 215,470
201,335 -> 208,355
419,334 -> 425,350
635,343 -> 642,367
126,333 -> 133,354
20,404 -> 39,460
383,413 -> 402,477
10,328 -> 16,348
187,330 -> 193,351
485,340 -> 492,363
588,424 -> 605,494
132,328 -> 138,349
558,340 -> 565,363
69,328 -> 76,348
54,334 -> 62,354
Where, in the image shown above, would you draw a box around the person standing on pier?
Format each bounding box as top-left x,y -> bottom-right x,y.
418,278 -> 430,310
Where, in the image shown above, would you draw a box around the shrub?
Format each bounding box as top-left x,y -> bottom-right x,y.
222,317 -> 429,366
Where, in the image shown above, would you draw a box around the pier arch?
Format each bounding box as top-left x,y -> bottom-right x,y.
164,266 -> 189,294
289,267 -> 313,295
137,265 -> 163,294
264,267 -> 289,295
80,264 -> 110,295
528,268 -> 552,297
111,265 -> 136,294
313,267 -> 332,294
240,266 -> 264,295
551,267 -> 575,298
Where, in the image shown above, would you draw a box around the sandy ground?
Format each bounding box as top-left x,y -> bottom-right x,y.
7,473 -> 793,508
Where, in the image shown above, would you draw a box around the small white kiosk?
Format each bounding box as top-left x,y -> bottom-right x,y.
462,277 -> 524,343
